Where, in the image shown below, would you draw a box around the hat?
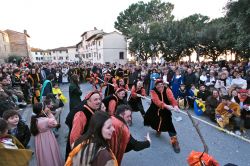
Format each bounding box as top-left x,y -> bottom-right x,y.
84,91 -> 100,100
155,79 -> 163,86
238,89 -> 248,93
221,95 -> 231,100
115,88 -> 125,94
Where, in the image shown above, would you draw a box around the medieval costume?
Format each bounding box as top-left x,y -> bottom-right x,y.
128,82 -> 146,116
110,116 -> 150,165
28,70 -> 41,104
144,79 -> 180,153
103,73 -> 117,97
102,89 -> 126,116
65,140 -> 118,166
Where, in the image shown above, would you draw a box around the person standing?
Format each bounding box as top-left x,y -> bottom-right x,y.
67,91 -> 101,149
30,103 -> 64,166
171,70 -> 183,99
40,74 -> 54,102
149,69 -> 160,90
69,74 -> 82,112
144,79 -> 181,153
65,111 -> 117,166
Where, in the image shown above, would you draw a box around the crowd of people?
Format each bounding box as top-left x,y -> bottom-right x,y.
0,57 -> 250,166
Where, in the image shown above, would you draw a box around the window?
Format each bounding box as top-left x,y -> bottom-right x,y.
66,56 -> 69,60
54,57 -> 56,60
66,50 -> 68,53
59,51 -> 62,53
89,53 -> 91,58
35,52 -> 37,55
83,54 -> 85,58
99,41 -> 101,46
99,53 -> 101,59
59,57 -> 63,60
41,57 -> 43,60
36,57 -> 39,60
119,52 -> 124,59
86,45 -> 88,49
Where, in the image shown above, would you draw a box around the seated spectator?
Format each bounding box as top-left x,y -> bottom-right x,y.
215,95 -> 241,134
187,84 -> 199,108
230,89 -> 238,102
234,89 -> 250,129
197,85 -> 210,102
205,89 -> 222,122
177,84 -> 189,109
214,72 -> 231,96
205,71 -> 216,89
199,71 -> 207,85
230,71 -> 247,90
0,118 -> 32,166
2,110 -> 31,148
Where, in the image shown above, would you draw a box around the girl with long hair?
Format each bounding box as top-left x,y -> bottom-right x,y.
30,103 -> 64,166
65,111 -> 117,166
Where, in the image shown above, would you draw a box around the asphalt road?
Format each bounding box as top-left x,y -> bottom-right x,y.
21,83 -> 250,166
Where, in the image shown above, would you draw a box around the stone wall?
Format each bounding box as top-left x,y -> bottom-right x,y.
5,30 -> 30,57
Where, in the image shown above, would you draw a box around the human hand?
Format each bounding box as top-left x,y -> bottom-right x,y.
227,109 -> 233,113
145,132 -> 151,144
224,106 -> 229,110
173,106 -> 180,112
165,104 -> 174,111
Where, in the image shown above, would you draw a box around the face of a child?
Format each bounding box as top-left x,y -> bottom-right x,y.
7,115 -> 19,127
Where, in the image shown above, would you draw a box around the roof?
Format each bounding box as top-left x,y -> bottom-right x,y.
81,31 -> 87,37
4,29 -> 30,38
86,32 -> 106,41
66,45 -> 76,48
49,47 -> 68,51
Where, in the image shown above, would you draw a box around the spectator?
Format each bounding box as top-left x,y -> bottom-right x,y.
205,89 -> 222,122
2,110 -> 31,148
215,95 -> 241,135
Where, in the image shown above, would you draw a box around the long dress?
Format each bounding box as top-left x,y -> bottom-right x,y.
35,113 -> 64,166
171,75 -> 183,99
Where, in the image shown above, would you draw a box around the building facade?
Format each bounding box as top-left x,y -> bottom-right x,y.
0,31 -> 11,63
78,28 -> 127,64
31,46 -> 79,63
4,29 -> 31,57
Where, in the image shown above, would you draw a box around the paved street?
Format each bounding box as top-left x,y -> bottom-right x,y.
21,83 -> 250,166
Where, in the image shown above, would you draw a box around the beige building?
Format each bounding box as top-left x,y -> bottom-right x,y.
4,29 -> 31,57
0,31 -> 11,63
77,27 -> 127,64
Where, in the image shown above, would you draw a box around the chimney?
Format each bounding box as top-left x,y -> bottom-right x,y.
24,29 -> 27,34
94,27 -> 97,30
